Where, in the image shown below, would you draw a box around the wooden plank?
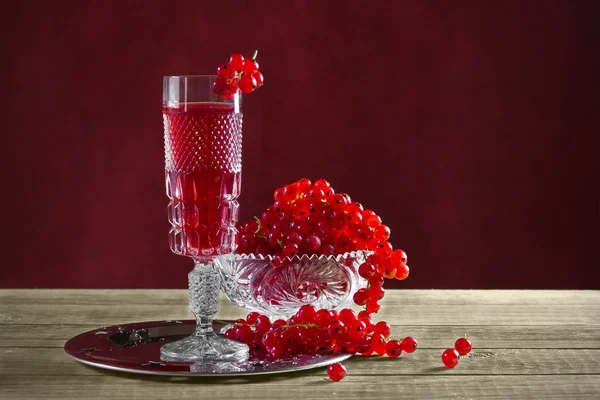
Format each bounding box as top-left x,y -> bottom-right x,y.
2,347 -> 600,376
2,324 -> 599,349
2,303 -> 597,326
1,289 -> 598,306
1,374 -> 598,400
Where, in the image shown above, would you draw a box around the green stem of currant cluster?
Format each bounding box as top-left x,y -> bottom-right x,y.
253,216 -> 262,234
251,50 -> 258,61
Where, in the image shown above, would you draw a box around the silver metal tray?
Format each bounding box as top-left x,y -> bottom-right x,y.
64,320 -> 351,377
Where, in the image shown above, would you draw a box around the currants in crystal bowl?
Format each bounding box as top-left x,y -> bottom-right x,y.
215,251 -> 367,318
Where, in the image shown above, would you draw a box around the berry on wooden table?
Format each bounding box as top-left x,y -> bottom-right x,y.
455,337 -> 472,355
442,348 -> 460,368
327,363 -> 347,381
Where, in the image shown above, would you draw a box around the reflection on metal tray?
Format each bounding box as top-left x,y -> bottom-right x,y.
64,320 -> 352,377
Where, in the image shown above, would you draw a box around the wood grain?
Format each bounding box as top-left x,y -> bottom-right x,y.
0,289 -> 598,399
2,347 -> 600,376
1,375 -> 599,400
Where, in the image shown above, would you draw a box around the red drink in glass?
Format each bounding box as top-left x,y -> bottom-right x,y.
163,102 -> 242,258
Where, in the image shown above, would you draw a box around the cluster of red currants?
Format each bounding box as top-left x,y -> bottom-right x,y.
236,178 -> 410,313
225,305 -> 418,376
442,337 -> 473,368
212,50 -> 264,99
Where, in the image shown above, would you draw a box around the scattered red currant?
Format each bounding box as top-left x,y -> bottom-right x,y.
401,336 -> 418,353
442,348 -> 460,368
327,363 -> 347,381
385,340 -> 402,358
454,337 -> 472,355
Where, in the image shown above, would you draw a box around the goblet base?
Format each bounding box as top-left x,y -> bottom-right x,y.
160,332 -> 249,363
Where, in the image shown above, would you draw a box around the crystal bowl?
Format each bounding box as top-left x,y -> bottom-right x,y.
214,252 -> 367,318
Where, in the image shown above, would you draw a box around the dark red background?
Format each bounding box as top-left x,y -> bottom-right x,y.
1,0 -> 598,289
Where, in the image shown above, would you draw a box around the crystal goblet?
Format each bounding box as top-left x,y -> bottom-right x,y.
160,75 -> 248,363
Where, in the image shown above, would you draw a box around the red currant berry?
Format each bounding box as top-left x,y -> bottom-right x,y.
255,243 -> 270,256
395,264 -> 410,280
270,343 -> 289,359
348,319 -> 367,340
282,242 -> 299,258
326,320 -> 346,338
217,63 -> 235,78
246,311 -> 260,324
290,220 -> 312,237
297,305 -> 317,324
228,53 -> 245,71
261,331 -> 279,347
328,193 -> 349,208
252,71 -> 264,87
368,284 -> 385,301
455,337 -> 472,355
315,309 -> 334,327
358,262 -> 376,279
356,225 -> 374,241
376,241 -> 393,258
239,73 -> 257,94
371,333 -> 387,355
390,249 -> 407,266
241,58 -> 259,74
373,321 -> 391,338
365,214 -> 382,227
234,325 -> 253,345
353,288 -> 369,306
386,340 -> 402,358
327,363 -> 347,381
266,230 -> 285,249
308,188 -> 326,201
367,254 -> 383,267
381,260 -> 396,279
442,348 -> 460,368
297,328 -> 318,351
366,299 -> 381,313
286,231 -> 303,245
282,184 -> 299,202
369,273 -> 385,287
319,243 -> 336,256
291,198 -> 309,216
374,224 -> 391,241
401,336 -> 418,353
296,177 -> 312,193
338,309 -> 357,325
313,179 -> 331,192
224,328 -> 236,340
356,336 -> 374,355
255,315 -> 271,333
303,235 -> 322,253
240,233 -> 257,249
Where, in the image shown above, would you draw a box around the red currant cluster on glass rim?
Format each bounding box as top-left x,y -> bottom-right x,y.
224,306 -> 418,378
212,50 -> 264,99
236,178 -> 410,312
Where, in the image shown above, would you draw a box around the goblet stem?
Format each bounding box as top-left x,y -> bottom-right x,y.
160,260 -> 249,363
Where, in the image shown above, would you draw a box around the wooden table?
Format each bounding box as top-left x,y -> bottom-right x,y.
0,289 -> 599,399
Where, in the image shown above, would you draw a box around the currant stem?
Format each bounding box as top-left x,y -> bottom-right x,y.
253,216 -> 262,234
283,323 -> 320,329
251,50 -> 258,61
